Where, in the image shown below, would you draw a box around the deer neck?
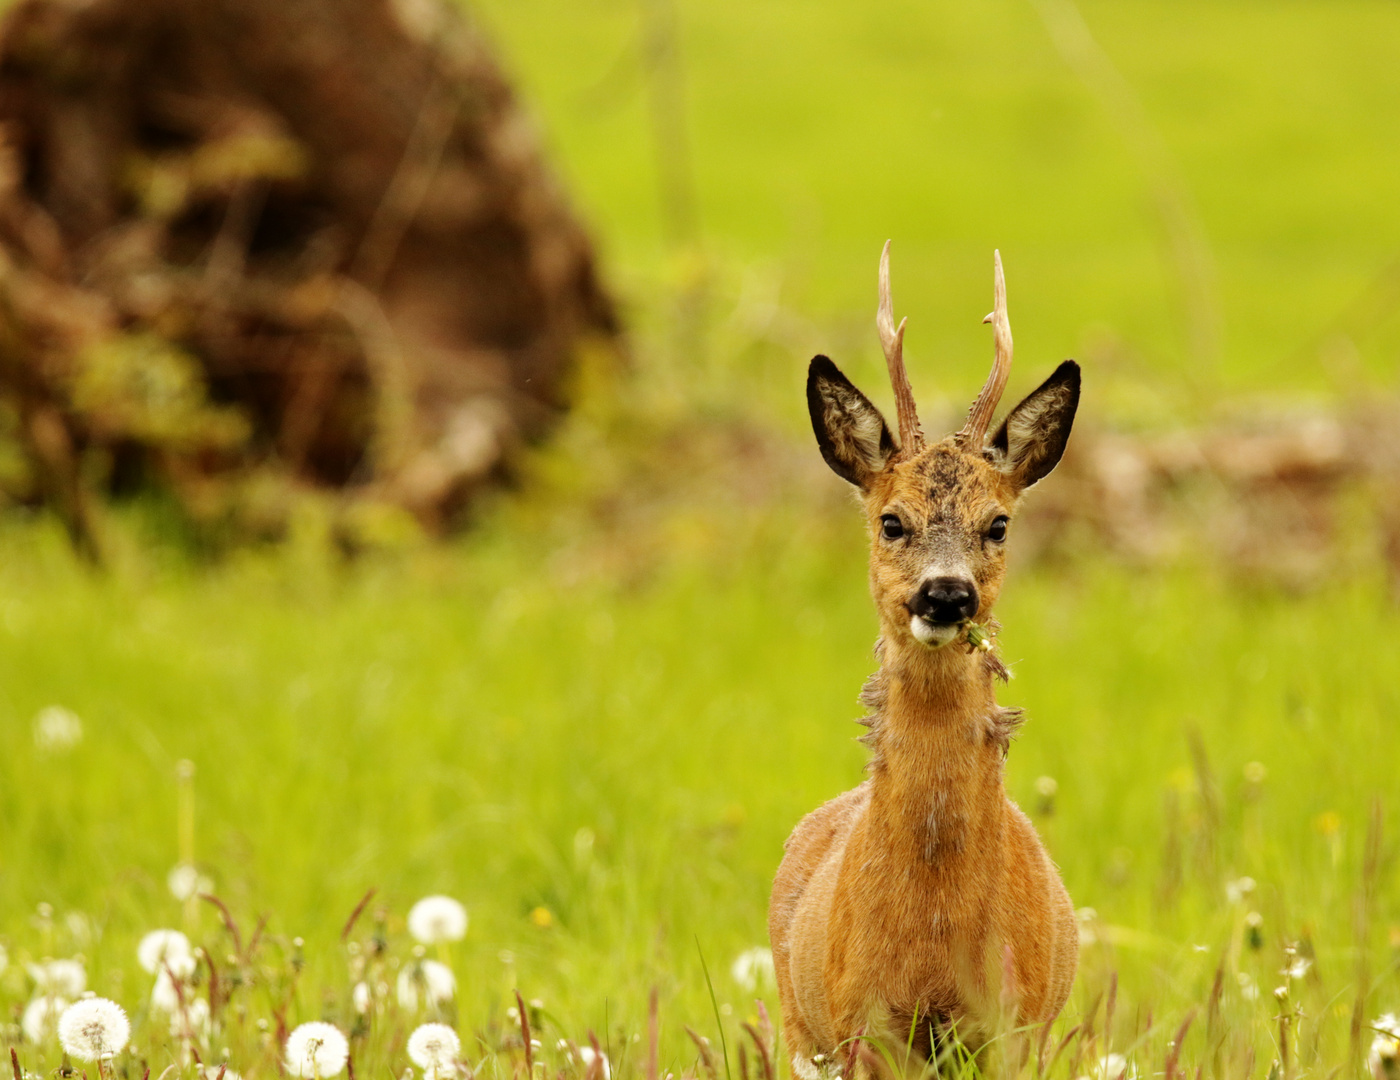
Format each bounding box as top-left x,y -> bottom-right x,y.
859,638 -> 1018,864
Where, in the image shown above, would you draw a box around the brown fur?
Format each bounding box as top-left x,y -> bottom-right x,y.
770,418 -> 1079,1070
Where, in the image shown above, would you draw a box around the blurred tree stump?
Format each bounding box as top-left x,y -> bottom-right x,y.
0,0 -> 618,552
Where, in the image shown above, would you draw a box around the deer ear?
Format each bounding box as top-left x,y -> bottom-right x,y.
989,360 -> 1080,492
807,355 -> 896,488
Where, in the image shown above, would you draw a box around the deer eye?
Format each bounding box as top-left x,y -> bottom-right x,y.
987,516 -> 1009,543
880,514 -> 905,540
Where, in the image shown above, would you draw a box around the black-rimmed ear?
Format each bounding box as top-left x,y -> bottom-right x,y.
807,355 -> 896,488
989,360 -> 1080,492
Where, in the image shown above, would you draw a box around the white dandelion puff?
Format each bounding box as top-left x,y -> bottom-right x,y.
58,998 -> 130,1061
284,1021 -> 350,1079
65,912 -> 94,947
138,929 -> 194,975
576,1047 -> 611,1079
352,981 -> 373,1015
407,1023 -> 460,1078
1372,1034 -> 1400,1079
730,947 -> 775,993
1225,877 -> 1256,904
396,961 -> 456,1011
170,997 -> 212,1041
407,896 -> 468,944
151,969 -> 188,1013
1371,1014 -> 1400,1080
168,864 -> 213,902
22,996 -> 68,1042
558,1041 -> 612,1078
1089,1053 -> 1137,1080
29,958 -> 86,997
34,705 -> 83,752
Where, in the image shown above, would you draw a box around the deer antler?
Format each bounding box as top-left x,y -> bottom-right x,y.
877,240 -> 923,456
957,249 -> 1013,449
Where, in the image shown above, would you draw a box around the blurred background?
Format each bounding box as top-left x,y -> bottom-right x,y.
1,0 -> 1399,1073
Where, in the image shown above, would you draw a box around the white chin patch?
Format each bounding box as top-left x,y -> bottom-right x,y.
910,615 -> 961,648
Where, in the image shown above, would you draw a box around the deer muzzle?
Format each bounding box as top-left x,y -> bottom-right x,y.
907,576 -> 979,646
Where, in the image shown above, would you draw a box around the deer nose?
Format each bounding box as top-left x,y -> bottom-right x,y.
909,577 -> 979,625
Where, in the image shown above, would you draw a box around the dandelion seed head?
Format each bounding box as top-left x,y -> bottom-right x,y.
1075,907 -> 1099,947
151,970 -> 186,1013
168,864 -> 213,902
30,958 -> 86,997
34,705 -> 83,752
138,929 -> 194,975
1284,957 -> 1311,980
65,913 -> 93,947
1371,1033 -> 1400,1079
284,1021 -> 350,1079
352,981 -> 372,1015
557,1042 -> 613,1075
1090,1053 -> 1136,1080
58,998 -> 130,1061
577,1047 -> 611,1079
730,946 -> 775,993
170,998 -> 212,1041
396,960 -> 456,1011
22,996 -> 68,1042
407,896 -> 468,944
407,1022 -> 460,1076
1225,877 -> 1257,904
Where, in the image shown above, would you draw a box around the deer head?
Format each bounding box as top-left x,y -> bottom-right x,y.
808,243 -> 1079,652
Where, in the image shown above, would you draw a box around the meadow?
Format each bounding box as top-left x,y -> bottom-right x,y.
4,0 -> 1400,1076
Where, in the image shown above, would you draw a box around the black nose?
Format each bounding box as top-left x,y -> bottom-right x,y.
908,577 -> 979,624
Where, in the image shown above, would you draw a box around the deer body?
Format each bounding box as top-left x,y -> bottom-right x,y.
770,247 -> 1079,1068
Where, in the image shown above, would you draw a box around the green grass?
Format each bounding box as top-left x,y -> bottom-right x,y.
1,503 -> 1398,1075
473,0 -> 1400,404
5,0 -> 1400,1075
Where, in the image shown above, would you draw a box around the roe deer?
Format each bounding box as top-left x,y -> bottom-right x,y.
769,243 -> 1079,1072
